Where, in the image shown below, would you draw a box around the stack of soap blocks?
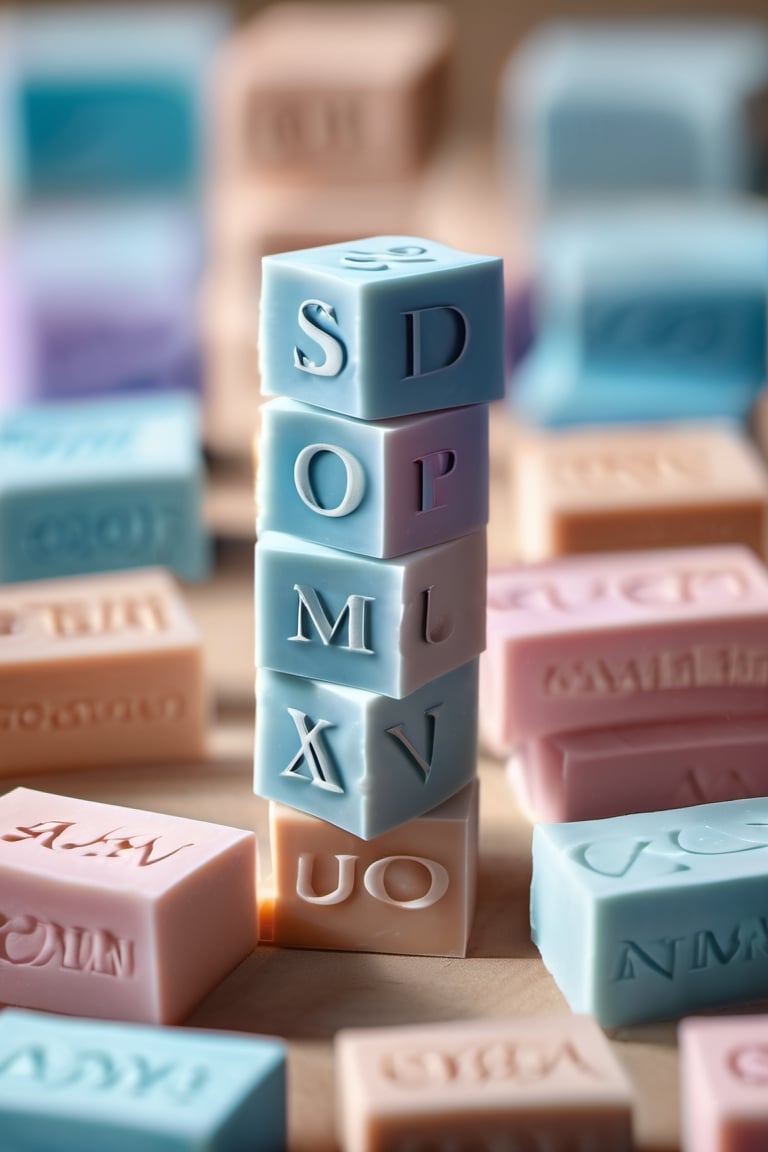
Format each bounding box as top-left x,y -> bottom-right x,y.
0,4 -> 220,582
254,234 -> 504,956
205,2 -> 453,463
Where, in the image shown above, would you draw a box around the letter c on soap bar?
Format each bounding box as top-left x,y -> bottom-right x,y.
294,443 -> 365,518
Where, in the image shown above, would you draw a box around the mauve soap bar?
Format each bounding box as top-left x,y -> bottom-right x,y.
0,1008 -> 285,1152
267,781 -> 477,957
482,544 -> 768,750
680,1015 -> 768,1152
0,568 -> 205,775
513,423 -> 768,562
532,796 -> 768,1027
513,716 -> 768,823
0,787 -> 257,1023
336,1016 -> 633,1152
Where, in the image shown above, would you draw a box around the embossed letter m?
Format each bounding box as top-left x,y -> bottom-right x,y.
290,585 -> 374,653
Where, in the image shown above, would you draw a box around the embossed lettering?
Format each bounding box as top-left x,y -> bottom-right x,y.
1,820 -> 193,867
291,585 -> 374,653
418,450 -> 457,513
293,300 -> 345,377
296,853 -> 356,905
551,447 -> 709,490
380,1040 -> 599,1087
543,647 -> 768,699
295,854 -> 449,909
423,586 -> 453,645
282,708 -> 342,793
341,245 -> 435,271
0,1044 -> 209,1101
364,856 -> 449,909
0,913 -> 134,977
403,306 -> 469,380
0,692 -> 184,734
35,594 -> 168,637
293,443 -> 365,518
385,706 -> 442,782
613,917 -> 768,983
728,1044 -> 768,1085
671,767 -> 755,807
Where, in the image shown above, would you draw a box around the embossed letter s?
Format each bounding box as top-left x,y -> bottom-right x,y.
293,300 -> 345,377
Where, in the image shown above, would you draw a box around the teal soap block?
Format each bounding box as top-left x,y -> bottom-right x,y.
255,661 -> 478,839
259,235 -> 504,420
13,4 -> 228,198
506,21 -> 768,202
256,529 -> 486,699
0,1008 -> 285,1151
513,206 -> 768,425
0,394 -> 209,583
258,398 -> 489,558
531,797 -> 768,1028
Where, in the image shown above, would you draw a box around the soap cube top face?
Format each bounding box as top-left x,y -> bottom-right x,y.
255,662 -> 478,840
0,1009 -> 285,1150
508,21 -> 768,199
483,545 -> 768,742
681,1016 -> 768,1151
260,236 -> 504,420
258,399 -> 489,558
268,780 -> 478,956
14,4 -> 228,197
214,2 -> 453,183
336,1016 -> 633,1152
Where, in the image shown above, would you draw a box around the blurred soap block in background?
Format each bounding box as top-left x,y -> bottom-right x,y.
0,206 -> 203,408
511,423 -> 768,562
213,2 -> 453,186
512,206 -> 768,425
0,394 -> 209,583
7,3 -> 227,202
505,21 -> 768,207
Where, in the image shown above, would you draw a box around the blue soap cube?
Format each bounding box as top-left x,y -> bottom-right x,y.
532,797 -> 768,1027
0,1009 -> 285,1151
256,529 -> 486,698
257,398 -> 488,558
11,4 -> 228,198
0,394 -> 210,583
505,21 -> 768,203
259,235 -> 504,420
255,661 -> 478,839
0,205 -> 203,407
512,206 -> 768,425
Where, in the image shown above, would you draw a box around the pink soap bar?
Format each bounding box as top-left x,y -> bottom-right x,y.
513,715 -> 768,823
0,787 -> 256,1024
680,1015 -> 768,1152
336,1015 -> 634,1152
482,544 -> 768,749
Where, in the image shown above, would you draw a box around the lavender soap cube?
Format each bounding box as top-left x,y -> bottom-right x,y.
256,662 -> 478,839
256,529 -> 486,698
258,398 -> 488,558
259,235 -> 504,420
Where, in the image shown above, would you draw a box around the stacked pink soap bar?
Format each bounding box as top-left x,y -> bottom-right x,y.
483,544 -> 768,821
0,786 -> 257,1023
681,1015 -> 768,1151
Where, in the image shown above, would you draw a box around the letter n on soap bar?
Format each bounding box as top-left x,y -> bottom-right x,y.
0,787 -> 257,1024
268,780 -> 478,957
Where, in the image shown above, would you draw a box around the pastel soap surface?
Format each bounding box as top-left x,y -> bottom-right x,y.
259,235 -> 504,420
0,567 -> 205,774
268,780 -> 477,957
0,394 -> 209,583
255,662 -> 478,840
335,1015 -> 633,1152
680,1015 -> 768,1152
512,423 -> 768,561
256,529 -> 486,698
257,398 -> 489,558
531,796 -> 768,1027
481,544 -> 768,749
517,716 -> 768,823
0,1008 -> 285,1152
0,787 -> 257,1024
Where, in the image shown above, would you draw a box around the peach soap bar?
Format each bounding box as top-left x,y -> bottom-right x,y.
513,423 -> 768,561
680,1015 -> 768,1152
0,568 -> 205,775
514,715 -> 768,823
482,544 -> 768,749
0,787 -> 257,1023
335,1016 -> 633,1152
267,780 -> 477,957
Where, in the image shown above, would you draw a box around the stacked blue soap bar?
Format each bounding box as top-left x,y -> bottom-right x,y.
254,236 -> 503,928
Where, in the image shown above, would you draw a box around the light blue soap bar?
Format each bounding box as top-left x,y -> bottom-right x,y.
258,398 -> 488,558
0,1008 -> 285,1151
505,20 -> 768,201
11,4 -> 228,198
256,529 -> 486,699
255,661 -> 478,839
259,235 -> 504,420
531,797 -> 768,1028
0,394 -> 209,583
